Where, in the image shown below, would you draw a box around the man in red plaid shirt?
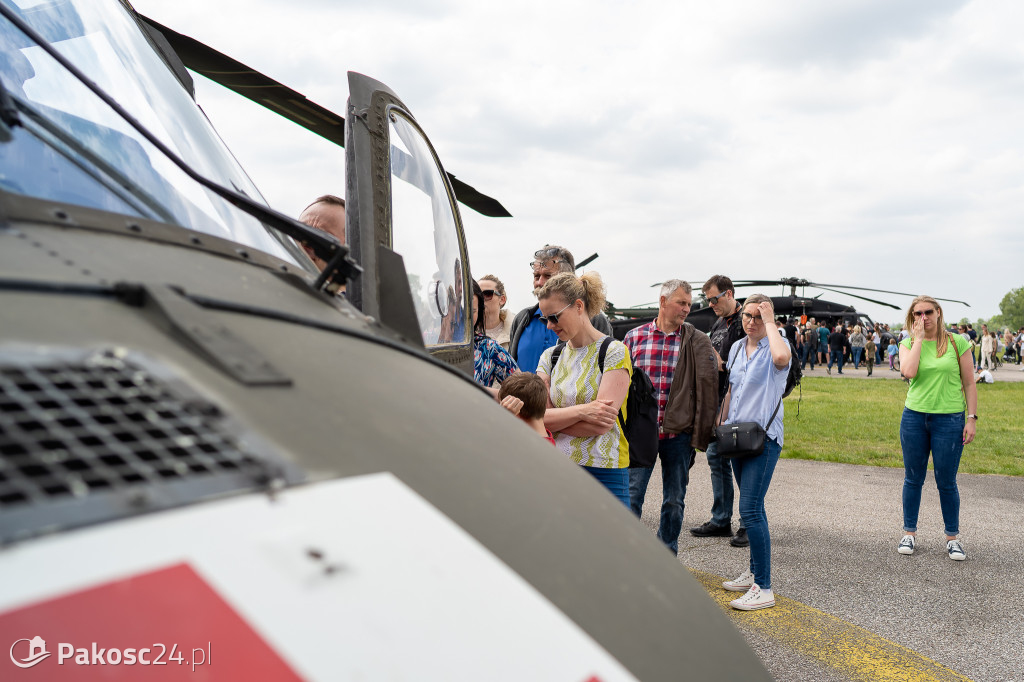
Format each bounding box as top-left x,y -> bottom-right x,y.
623,279 -> 697,555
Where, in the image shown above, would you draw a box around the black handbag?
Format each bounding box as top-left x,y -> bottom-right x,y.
714,400 -> 780,459
714,351 -> 782,459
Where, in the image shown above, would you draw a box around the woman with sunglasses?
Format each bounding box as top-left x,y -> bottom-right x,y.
472,280 -> 518,389
897,296 -> 977,561
535,272 -> 632,505
478,275 -> 513,349
719,294 -> 791,611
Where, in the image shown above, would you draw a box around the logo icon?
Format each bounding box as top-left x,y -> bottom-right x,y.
10,636 -> 51,668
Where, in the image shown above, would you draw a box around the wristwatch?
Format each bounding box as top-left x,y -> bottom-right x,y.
966,414 -> 978,420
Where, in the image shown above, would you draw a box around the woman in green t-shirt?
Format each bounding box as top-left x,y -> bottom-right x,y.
896,296 -> 978,561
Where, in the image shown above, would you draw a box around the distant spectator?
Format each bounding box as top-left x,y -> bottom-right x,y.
872,325 -> 883,364
865,335 -> 876,377
980,331 -> 994,371
827,325 -> 848,375
976,324 -> 989,370
974,369 -> 994,384
479,274 -> 513,349
850,325 -> 866,369
887,339 -> 900,371
509,246 -> 612,373
499,372 -> 556,444
817,323 -> 830,366
802,322 -> 818,370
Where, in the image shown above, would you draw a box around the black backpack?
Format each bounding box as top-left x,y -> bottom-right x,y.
551,337 -> 659,468
783,337 -> 802,399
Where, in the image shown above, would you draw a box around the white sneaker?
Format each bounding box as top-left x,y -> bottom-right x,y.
897,534 -> 916,555
730,584 -> 775,611
723,569 -> 755,592
947,539 -> 966,561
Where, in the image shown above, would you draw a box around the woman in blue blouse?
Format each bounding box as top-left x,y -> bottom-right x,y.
472,280 -> 518,388
718,294 -> 791,611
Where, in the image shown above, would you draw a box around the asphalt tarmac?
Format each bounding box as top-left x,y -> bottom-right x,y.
637,455 -> 1024,682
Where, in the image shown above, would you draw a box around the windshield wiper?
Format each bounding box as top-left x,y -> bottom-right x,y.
0,4 -> 359,292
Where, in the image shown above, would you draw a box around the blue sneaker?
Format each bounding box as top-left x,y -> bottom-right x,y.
947,539 -> 966,561
897,534 -> 915,555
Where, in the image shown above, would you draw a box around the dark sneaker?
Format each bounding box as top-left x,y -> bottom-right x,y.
947,539 -> 966,561
897,534 -> 915,555
690,521 -> 732,537
730,528 -> 749,547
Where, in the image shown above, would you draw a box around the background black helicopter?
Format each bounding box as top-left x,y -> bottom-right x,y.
608,277 -> 970,338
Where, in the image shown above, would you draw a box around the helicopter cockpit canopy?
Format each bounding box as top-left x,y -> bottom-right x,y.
0,0 -> 309,267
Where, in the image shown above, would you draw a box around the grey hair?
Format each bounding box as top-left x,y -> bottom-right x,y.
660,279 -> 692,299
742,293 -> 772,310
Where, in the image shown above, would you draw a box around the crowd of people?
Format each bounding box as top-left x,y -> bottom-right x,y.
464,246 -> 982,613
295,212 -> 984,614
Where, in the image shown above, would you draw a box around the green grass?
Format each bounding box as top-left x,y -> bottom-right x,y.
781,377 -> 1024,476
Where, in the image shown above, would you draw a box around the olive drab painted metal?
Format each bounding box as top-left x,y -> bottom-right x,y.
0,2 -> 771,680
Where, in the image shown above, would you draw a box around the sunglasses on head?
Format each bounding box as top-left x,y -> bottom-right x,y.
540,302 -> 574,325
913,309 -> 936,317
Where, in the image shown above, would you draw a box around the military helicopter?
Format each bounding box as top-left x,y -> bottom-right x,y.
0,2 -> 770,679
609,277 -> 969,338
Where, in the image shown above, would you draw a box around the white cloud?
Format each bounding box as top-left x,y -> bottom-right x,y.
131,0 -> 1022,324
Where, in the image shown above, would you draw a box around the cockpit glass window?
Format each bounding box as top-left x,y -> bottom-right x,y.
388,110 -> 468,347
0,0 -> 307,266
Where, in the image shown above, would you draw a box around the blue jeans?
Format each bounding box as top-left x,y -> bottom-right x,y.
705,441 -> 743,529
852,347 -> 864,368
899,408 -> 965,536
828,349 -> 845,373
800,344 -> 815,369
584,465 -> 630,507
733,438 -> 781,590
628,433 -> 695,553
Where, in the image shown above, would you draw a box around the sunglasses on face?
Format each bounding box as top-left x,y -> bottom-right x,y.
913,309 -> 936,317
540,302 -> 574,325
481,290 -> 498,300
706,292 -> 728,305
741,312 -> 764,324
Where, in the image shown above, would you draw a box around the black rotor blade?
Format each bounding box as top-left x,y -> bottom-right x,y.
575,253 -> 599,270
138,15 -> 511,218
812,282 -> 970,307
812,286 -> 901,310
730,280 -> 785,288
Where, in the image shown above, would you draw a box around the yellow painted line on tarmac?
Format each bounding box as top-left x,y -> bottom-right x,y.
689,568 -> 974,682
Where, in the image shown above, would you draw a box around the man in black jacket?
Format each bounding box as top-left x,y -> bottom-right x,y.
689,275 -> 749,548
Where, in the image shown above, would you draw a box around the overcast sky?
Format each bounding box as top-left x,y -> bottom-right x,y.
132,0 -> 1022,325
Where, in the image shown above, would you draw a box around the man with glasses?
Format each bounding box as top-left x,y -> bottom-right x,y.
690,275 -> 749,548
508,245 -> 612,373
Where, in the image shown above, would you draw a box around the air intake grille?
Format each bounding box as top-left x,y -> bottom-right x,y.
0,347 -> 300,543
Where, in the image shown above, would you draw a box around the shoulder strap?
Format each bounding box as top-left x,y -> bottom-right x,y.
598,335 -> 612,373
550,341 -> 567,369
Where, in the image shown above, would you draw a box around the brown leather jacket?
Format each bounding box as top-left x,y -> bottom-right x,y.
662,323 -> 719,451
